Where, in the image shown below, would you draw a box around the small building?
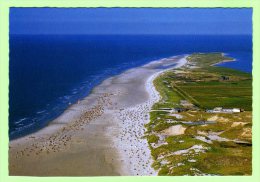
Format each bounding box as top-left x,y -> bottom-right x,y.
232,108 -> 242,113
206,107 -> 222,113
206,107 -> 242,113
222,108 -> 233,113
173,107 -> 188,113
220,75 -> 230,81
180,100 -> 194,107
214,107 -> 223,111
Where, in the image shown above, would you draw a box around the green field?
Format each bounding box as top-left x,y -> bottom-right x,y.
169,53 -> 252,111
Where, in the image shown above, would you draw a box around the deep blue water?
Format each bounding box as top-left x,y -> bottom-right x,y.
9,35 -> 252,139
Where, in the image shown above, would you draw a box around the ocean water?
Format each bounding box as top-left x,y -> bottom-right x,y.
9,35 -> 252,139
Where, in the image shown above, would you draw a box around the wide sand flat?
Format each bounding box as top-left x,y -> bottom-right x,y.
9,55 -> 187,176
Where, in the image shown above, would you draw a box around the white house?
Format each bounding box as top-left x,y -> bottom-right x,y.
232,108 -> 241,113
207,107 -> 242,113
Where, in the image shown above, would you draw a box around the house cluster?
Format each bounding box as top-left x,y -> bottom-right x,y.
206,107 -> 243,113
220,75 -> 230,81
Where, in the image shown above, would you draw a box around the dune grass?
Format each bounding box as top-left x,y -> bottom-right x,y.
146,53 -> 252,176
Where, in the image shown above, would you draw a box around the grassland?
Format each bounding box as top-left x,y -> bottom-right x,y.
146,53 -> 252,176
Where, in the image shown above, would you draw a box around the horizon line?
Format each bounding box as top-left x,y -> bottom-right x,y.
10,33 -> 252,36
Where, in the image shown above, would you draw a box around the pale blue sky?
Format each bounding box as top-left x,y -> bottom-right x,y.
10,8 -> 252,35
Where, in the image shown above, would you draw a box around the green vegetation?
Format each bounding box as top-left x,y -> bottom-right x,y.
147,134 -> 160,144
146,53 -> 252,176
152,75 -> 182,110
168,53 -> 252,110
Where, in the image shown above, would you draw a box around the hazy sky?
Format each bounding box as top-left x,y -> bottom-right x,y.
10,8 -> 252,35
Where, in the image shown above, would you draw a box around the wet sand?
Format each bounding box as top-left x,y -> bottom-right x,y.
9,55 -> 187,176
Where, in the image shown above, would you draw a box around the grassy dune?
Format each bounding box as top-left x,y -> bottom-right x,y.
146,53 -> 252,176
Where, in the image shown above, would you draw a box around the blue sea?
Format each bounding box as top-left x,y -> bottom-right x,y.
9,35 -> 252,140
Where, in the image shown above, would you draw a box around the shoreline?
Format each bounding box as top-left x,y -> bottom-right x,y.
9,55 -> 188,176
211,58 -> 236,66
211,53 -> 236,66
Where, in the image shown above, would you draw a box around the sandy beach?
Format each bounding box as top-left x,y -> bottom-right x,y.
9,55 -> 187,176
